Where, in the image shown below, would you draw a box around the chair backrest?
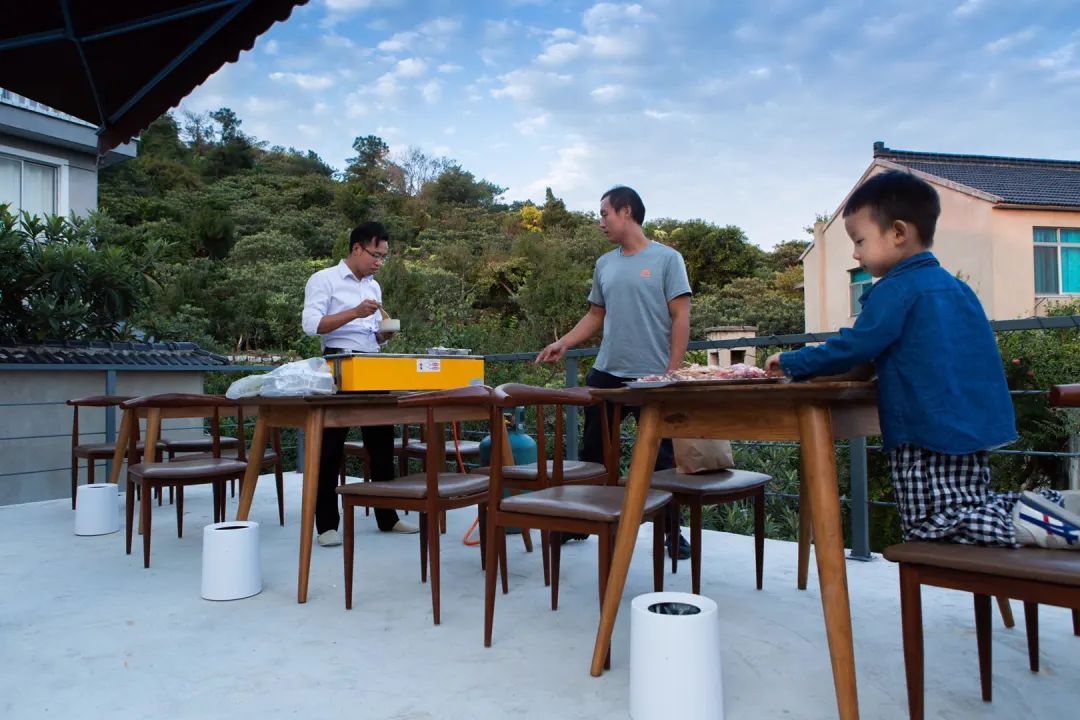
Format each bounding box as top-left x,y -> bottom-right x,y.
491,383 -> 613,490
120,393 -> 240,463
1050,384 -> 1080,408
67,395 -> 133,450
396,385 -> 497,503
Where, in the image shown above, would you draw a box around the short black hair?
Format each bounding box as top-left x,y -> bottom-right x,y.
843,170 -> 940,247
349,221 -> 389,251
601,186 -> 645,225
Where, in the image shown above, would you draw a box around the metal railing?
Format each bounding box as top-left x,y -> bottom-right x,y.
3,315 -> 1078,555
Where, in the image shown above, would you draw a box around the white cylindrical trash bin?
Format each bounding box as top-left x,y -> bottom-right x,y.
201,521 -> 261,600
74,483 -> 119,536
630,591 -> 723,720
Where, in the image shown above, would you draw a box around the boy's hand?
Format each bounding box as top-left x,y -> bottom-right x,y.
765,353 -> 784,377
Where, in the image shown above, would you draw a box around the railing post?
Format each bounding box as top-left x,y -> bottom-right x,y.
104,370 -> 117,481
848,437 -> 872,561
565,356 -> 579,461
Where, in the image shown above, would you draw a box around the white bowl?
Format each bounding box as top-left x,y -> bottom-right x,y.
379,318 -> 401,332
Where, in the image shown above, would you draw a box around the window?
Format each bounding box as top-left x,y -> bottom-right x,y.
849,268 -> 872,315
1033,227 -> 1080,296
0,153 -> 57,219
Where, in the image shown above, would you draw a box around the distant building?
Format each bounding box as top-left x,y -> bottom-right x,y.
803,142 -> 1080,332
0,88 -> 136,218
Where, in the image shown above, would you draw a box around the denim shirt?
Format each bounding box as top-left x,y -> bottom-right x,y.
780,252 -> 1016,455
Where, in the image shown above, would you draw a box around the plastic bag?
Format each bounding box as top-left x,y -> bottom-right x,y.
226,357 -> 336,398
672,438 -> 734,474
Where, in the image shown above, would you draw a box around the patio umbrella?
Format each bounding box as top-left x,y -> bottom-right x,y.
0,0 -> 308,154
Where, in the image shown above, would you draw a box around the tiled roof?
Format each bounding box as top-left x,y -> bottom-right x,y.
0,340 -> 229,367
874,142 -> 1080,208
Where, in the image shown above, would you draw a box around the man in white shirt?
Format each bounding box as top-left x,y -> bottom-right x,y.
302,221 -> 418,546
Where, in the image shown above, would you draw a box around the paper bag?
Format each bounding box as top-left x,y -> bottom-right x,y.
672,438 -> 734,474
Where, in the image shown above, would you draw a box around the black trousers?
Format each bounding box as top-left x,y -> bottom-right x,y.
581,368 -> 679,534
316,349 -> 400,533
581,368 -> 675,470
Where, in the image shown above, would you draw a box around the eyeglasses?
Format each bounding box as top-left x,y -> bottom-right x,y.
360,245 -> 390,262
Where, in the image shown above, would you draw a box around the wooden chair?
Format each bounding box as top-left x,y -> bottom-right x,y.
625,467 -> 771,594
477,386 -> 613,586
67,394 -> 162,509
884,380 -> 1080,719
483,384 -> 671,666
169,405 -> 287,528
336,385 -> 494,625
121,394 -> 250,568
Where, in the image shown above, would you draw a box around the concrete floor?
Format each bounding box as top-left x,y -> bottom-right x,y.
1,472 -> 1077,720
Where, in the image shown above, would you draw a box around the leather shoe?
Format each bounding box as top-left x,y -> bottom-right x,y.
668,532 -> 691,560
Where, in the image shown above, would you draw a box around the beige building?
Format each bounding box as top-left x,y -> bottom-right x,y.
803,142 -> 1080,333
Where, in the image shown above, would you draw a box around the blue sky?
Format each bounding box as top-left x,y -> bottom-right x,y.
180,0 -> 1080,248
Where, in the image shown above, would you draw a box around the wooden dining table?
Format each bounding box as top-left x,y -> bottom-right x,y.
589,380 -> 879,720
230,394 -> 490,604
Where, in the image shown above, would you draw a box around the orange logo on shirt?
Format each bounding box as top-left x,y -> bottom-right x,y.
640,268 -> 652,278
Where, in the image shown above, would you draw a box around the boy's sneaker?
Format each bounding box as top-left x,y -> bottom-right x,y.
317,529 -> 342,547
1012,491 -> 1080,550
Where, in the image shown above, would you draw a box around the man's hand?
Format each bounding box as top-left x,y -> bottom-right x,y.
536,340 -> 566,364
765,353 -> 784,376
353,299 -> 381,319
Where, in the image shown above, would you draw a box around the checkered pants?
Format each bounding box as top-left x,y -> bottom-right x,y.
888,444 -> 1064,547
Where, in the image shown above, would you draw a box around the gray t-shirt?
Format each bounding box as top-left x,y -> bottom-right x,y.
588,241 -> 692,378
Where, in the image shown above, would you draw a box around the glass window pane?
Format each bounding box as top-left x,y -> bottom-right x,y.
1033,227 -> 1058,244
1060,228 -> 1080,244
1062,248 -> 1080,293
1034,246 -> 1059,294
0,156 -> 19,212
21,161 -> 55,219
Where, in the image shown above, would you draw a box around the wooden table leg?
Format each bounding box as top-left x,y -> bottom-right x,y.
235,415 -> 269,521
297,409 -> 324,603
590,403 -> 663,676
108,409 -> 132,485
797,404 -> 859,720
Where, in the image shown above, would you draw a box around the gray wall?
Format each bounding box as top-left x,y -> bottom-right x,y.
0,371 -> 205,506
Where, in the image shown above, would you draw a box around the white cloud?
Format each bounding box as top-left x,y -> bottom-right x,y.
262,39 -> 279,55
444,126 -> 456,135
515,113 -> 550,135
538,41 -> 583,65
322,0 -> 401,27
583,3 -> 654,30
491,69 -> 573,102
524,139 -> 592,195
378,31 -> 418,52
749,67 -> 771,79
550,27 -> 577,41
590,84 -> 625,103
268,71 -> 334,91
421,80 -> 442,103
243,96 -> 286,115
438,63 -> 463,73
322,33 -> 357,50
419,17 -> 461,36
985,27 -> 1036,54
395,58 -> 428,77
312,102 -> 330,115
953,0 -> 985,18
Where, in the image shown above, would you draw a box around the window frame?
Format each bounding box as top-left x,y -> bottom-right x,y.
849,268 -> 873,316
0,143 -> 70,219
1033,226 -> 1080,297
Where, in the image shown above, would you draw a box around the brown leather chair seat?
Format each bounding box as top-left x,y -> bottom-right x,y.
339,472 -> 488,500
128,457 -> 248,482
502,485 -> 671,523
74,441 -> 163,458
883,542 -> 1080,587
500,460 -> 607,483
625,468 -> 770,495
164,436 -> 241,453
405,440 -> 482,456
170,449 -> 280,465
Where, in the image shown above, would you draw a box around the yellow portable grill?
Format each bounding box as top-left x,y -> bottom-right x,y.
327,352 -> 485,392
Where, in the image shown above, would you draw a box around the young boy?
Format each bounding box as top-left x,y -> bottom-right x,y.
765,170 -> 1079,550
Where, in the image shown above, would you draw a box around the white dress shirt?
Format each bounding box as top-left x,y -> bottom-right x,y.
302,260 -> 382,352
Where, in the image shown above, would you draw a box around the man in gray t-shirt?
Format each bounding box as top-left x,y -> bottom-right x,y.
537,185 -> 692,556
